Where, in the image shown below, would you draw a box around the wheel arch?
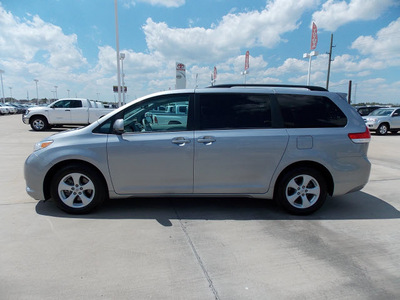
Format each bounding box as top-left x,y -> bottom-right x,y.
273,161 -> 334,197
376,122 -> 390,135
43,159 -> 109,200
29,114 -> 48,124
378,122 -> 390,129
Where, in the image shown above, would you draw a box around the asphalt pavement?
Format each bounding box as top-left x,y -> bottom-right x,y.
0,114 -> 399,299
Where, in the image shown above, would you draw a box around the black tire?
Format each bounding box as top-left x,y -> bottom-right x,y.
30,116 -> 49,131
377,123 -> 389,135
275,167 -> 327,215
50,164 -> 107,214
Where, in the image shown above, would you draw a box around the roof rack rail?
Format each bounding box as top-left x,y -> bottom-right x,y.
207,84 -> 328,92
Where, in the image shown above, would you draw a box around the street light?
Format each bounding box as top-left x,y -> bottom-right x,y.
241,70 -> 249,84
67,89 -> 70,97
54,86 -> 58,99
34,79 -> 39,105
120,52 -> 126,105
9,87 -> 12,101
0,69 -> 5,104
114,0 -> 122,107
303,50 -> 318,85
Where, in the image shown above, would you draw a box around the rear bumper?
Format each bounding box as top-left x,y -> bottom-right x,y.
331,155 -> 371,196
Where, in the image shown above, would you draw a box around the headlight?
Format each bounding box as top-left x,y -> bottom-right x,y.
34,140 -> 54,151
366,118 -> 377,122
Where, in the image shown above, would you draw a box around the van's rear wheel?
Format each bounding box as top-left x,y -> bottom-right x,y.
276,168 -> 327,215
50,164 -> 107,214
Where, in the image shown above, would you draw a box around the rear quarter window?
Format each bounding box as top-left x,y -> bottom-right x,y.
277,94 -> 347,128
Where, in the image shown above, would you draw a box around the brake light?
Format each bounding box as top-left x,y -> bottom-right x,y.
154,116 -> 158,124
348,127 -> 371,143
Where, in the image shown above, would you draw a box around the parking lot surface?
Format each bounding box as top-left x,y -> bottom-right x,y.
1,114 -> 399,299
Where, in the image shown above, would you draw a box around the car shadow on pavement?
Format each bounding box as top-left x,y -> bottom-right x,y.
35,191 -> 400,225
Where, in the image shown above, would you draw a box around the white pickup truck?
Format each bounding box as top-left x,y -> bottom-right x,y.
22,98 -> 114,131
144,104 -> 188,130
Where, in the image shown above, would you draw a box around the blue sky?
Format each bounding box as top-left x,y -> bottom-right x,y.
0,0 -> 399,104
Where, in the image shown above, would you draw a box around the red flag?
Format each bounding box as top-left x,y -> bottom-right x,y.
311,22 -> 318,50
245,51 -> 249,70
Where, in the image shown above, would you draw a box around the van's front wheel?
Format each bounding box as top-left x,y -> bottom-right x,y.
276,168 -> 327,215
50,164 -> 107,214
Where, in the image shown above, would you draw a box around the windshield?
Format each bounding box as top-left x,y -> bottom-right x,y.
369,109 -> 394,116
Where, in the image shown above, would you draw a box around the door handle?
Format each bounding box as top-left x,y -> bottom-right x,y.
65,109 -> 70,111
172,137 -> 191,146
197,136 -> 216,145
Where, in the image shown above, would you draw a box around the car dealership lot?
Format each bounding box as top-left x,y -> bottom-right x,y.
1,114 -> 399,299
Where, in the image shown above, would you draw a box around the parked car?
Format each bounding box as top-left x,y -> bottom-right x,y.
0,104 -> 9,115
363,107 -> 400,135
24,84 -> 371,215
2,104 -> 17,114
22,98 -> 114,131
8,103 -> 27,114
355,105 -> 386,116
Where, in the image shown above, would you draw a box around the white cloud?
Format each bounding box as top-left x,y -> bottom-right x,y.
264,58 -> 307,77
0,6 -> 87,70
143,0 -> 318,63
312,0 -> 397,31
351,17 -> 400,61
122,0 -> 185,8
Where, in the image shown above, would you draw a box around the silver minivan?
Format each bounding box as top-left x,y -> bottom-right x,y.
24,85 -> 371,215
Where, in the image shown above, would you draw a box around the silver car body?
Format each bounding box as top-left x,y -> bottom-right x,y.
25,87 -> 371,212
363,107 -> 400,133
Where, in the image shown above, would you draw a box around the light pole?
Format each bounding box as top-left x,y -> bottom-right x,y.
0,69 -> 5,104
34,79 -> 39,105
326,33 -> 334,90
120,52 -> 126,105
54,86 -> 58,99
241,70 -> 249,84
303,51 -> 318,85
9,87 -> 12,101
114,0 -> 122,107
67,89 -> 70,97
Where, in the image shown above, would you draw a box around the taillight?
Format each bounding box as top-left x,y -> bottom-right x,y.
348,127 -> 371,143
154,116 -> 158,124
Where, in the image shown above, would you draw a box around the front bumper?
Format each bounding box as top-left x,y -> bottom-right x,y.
365,121 -> 379,130
22,115 -> 30,124
24,152 -> 50,200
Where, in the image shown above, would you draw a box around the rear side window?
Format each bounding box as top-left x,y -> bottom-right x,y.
71,100 -> 83,108
198,93 -> 272,130
277,94 -> 347,128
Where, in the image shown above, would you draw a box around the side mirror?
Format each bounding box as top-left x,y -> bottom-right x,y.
113,119 -> 125,134
393,113 -> 399,117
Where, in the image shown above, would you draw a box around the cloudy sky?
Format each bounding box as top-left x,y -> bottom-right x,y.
0,0 -> 399,104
